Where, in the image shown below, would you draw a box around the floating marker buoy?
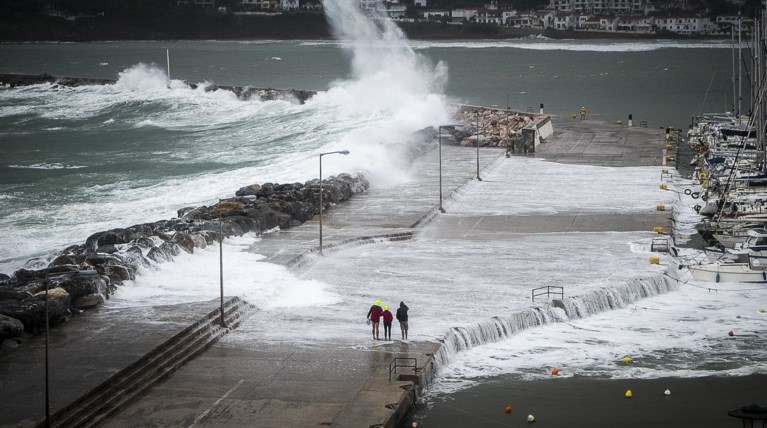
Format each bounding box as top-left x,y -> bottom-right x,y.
728,330 -> 734,337
664,389 -> 671,396
653,227 -> 664,234
758,309 -> 765,313
625,389 -> 633,398
505,405 -> 512,414
649,257 -> 660,265
622,357 -> 632,364
527,414 -> 535,423
551,369 -> 559,376
659,184 -> 668,190
656,205 -> 666,211
661,169 -> 669,173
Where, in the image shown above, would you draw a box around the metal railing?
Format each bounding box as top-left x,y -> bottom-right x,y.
531,286 -> 564,302
389,357 -> 417,381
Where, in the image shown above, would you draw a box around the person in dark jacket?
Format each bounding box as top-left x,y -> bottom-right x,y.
382,305 -> 394,340
367,299 -> 383,340
396,301 -> 409,340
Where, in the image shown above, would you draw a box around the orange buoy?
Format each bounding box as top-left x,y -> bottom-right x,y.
551,368 -> 559,376
505,406 -> 512,414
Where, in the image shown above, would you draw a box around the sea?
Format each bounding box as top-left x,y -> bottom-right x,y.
1,2 -> 766,426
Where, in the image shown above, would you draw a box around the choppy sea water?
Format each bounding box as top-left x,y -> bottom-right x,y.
0,9 -> 763,423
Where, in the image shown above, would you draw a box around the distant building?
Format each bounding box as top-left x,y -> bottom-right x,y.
451,8 -> 478,22
414,0 -> 427,6
422,10 -> 450,19
654,14 -> 714,35
280,0 -> 299,10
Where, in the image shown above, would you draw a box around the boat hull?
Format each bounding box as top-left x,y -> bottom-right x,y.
688,263 -> 767,283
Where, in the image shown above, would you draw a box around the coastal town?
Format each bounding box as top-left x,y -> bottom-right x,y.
207,0 -> 753,36
18,0 -> 757,39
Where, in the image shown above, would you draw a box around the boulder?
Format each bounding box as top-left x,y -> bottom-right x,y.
0,287 -> 33,301
235,184 -> 262,197
48,272 -> 109,308
85,228 -> 136,248
171,232 -> 195,254
0,314 -> 24,343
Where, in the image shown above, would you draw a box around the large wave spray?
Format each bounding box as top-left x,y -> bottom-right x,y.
312,0 -> 451,184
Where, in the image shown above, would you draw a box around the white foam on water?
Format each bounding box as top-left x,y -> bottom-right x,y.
109,234 -> 342,310
0,3 -> 453,272
445,157 -> 675,215
429,281 -> 767,395
301,39 -> 733,52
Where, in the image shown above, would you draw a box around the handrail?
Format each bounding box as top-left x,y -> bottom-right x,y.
531,286 -> 564,302
389,357 -> 417,381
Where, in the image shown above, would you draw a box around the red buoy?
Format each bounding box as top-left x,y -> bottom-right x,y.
505,406 -> 512,414
551,369 -> 559,376
728,330 -> 735,337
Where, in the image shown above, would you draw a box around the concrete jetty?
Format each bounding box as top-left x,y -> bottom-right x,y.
0,116 -> 673,428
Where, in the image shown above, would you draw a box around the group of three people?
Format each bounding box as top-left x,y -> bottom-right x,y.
366,300 -> 409,341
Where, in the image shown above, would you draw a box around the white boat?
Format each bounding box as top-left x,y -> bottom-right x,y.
688,261 -> 767,283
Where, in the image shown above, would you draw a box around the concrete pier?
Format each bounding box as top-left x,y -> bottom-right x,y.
0,116 -> 672,428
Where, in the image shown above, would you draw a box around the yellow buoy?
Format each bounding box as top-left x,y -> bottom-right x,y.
659,184 -> 668,190
625,389 -> 633,398
759,309 -> 765,313
656,205 -> 666,211
699,172 -> 708,179
661,169 -> 669,173
653,227 -> 664,234
649,257 -> 660,265
622,357 -> 632,364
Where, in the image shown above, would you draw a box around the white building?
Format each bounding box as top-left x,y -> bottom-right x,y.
280,0 -> 298,10
451,8 -> 478,22
414,0 -> 427,6
655,15 -> 714,35
422,10 -> 450,19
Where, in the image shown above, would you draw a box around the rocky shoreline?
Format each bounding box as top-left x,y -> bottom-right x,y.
0,73 -> 317,103
0,78 -> 546,351
0,173 -> 369,349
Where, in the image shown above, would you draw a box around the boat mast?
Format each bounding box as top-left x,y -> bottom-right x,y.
166,49 -> 171,81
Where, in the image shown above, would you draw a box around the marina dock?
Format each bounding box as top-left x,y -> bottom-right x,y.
0,116 -> 673,428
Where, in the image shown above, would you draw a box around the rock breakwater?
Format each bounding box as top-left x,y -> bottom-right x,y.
0,73 -> 316,103
0,173 -> 368,348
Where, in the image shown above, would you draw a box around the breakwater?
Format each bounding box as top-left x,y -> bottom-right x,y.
0,172 -> 368,347
0,73 -> 316,103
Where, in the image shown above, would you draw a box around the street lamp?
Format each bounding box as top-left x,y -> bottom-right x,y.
438,125 -> 460,213
43,275 -> 50,428
218,199 -> 226,328
319,150 -> 350,255
506,93 -> 511,109
475,110 -> 482,181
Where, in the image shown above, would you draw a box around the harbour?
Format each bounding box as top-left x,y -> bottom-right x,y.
1,4 -> 766,426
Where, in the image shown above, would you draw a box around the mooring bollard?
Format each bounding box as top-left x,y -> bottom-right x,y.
628,113 -> 633,127
539,103 -> 544,114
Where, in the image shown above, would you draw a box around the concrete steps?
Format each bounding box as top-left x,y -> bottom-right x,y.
41,297 -> 255,428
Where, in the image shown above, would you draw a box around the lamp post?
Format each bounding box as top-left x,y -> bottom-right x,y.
44,276 -> 50,428
475,110 -> 482,181
218,199 -> 226,328
506,93 -> 511,110
437,125 -> 460,213
319,150 -> 350,255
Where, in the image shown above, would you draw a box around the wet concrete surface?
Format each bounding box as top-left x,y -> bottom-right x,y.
0,116 -> 672,428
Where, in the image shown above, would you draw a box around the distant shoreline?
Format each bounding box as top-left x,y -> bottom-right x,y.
0,14 -> 727,43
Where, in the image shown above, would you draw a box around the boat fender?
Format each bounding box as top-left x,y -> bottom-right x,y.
701,193 -> 708,201
684,189 -> 692,195
694,205 -> 701,212
691,192 -> 700,199
762,271 -> 766,281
